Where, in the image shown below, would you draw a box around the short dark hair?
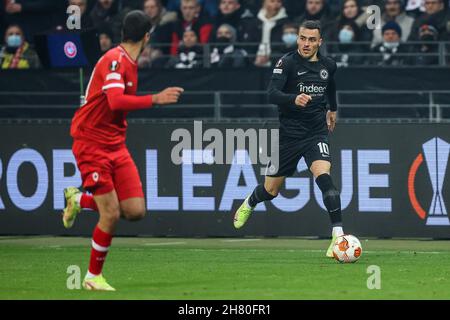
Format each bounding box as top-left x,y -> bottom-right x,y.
283,22 -> 299,31
300,20 -> 322,36
122,10 -> 152,42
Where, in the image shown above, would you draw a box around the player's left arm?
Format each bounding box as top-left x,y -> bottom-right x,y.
326,61 -> 338,132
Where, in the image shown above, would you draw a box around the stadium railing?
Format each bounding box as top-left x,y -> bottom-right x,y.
1,90 -> 449,123
145,41 -> 450,67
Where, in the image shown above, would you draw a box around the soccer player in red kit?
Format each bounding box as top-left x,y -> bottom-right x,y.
62,10 -> 184,291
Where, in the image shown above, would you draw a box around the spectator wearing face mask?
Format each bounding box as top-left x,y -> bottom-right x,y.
167,29 -> 204,68
210,24 -> 249,67
280,22 -> 298,51
3,0 -> 65,44
0,24 -> 40,69
271,22 -> 298,60
327,0 -> 372,42
371,0 -> 415,47
371,21 -> 409,66
329,21 -> 366,67
412,23 -> 440,65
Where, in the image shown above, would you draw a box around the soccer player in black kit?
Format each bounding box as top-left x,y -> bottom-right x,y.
233,20 -> 344,257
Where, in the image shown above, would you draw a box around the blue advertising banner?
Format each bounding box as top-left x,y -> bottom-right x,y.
0,122 -> 448,238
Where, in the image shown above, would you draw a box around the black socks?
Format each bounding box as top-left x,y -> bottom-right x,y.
315,173 -> 343,227
248,184 -> 276,208
247,175 -> 342,229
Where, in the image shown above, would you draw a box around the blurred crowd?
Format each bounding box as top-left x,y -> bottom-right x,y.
1,0 -> 450,69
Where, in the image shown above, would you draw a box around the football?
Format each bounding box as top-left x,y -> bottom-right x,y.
332,235 -> 362,263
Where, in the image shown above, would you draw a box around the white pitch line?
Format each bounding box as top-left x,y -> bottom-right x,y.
143,241 -> 186,246
221,239 -> 262,243
37,245 -> 61,249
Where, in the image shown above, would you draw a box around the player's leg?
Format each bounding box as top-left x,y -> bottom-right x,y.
233,135 -> 300,229
82,190 -> 120,291
251,175 -> 285,207
114,147 -> 146,221
233,176 -> 285,229
309,160 -> 343,238
309,158 -> 344,257
67,140 -> 118,289
120,197 -> 146,221
62,140 -> 104,228
304,136 -> 344,257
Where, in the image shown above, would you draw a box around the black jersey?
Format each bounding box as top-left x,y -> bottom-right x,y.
267,50 -> 337,139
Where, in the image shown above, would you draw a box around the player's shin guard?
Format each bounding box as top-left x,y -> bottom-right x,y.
248,184 -> 276,208
87,225 -> 113,278
315,174 -> 343,228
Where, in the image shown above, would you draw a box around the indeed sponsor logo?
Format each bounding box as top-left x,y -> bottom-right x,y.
297,82 -> 326,94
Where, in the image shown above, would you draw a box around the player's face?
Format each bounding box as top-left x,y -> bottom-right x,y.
220,0 -> 240,15
297,27 -> 322,59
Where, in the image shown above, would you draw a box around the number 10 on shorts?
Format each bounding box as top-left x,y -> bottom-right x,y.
317,142 -> 330,157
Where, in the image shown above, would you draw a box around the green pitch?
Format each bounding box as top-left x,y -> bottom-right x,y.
1,237 -> 449,299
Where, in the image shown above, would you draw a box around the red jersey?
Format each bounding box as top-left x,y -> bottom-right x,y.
71,45 -> 151,146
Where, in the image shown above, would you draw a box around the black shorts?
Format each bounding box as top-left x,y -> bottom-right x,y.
266,134 -> 331,177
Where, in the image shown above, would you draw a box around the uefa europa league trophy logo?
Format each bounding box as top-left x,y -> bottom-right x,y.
422,137 -> 450,226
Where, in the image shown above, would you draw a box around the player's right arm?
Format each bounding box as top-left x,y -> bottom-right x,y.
295,93 -> 312,107
267,56 -> 311,108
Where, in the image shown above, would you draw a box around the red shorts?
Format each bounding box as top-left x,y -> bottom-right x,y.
72,140 -> 144,201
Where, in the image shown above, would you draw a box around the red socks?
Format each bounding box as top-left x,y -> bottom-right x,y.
80,193 -> 98,211
88,225 -> 113,276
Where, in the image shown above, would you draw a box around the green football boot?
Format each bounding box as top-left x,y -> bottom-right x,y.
83,274 -> 116,291
233,197 -> 254,229
326,235 -> 337,258
62,187 -> 81,229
